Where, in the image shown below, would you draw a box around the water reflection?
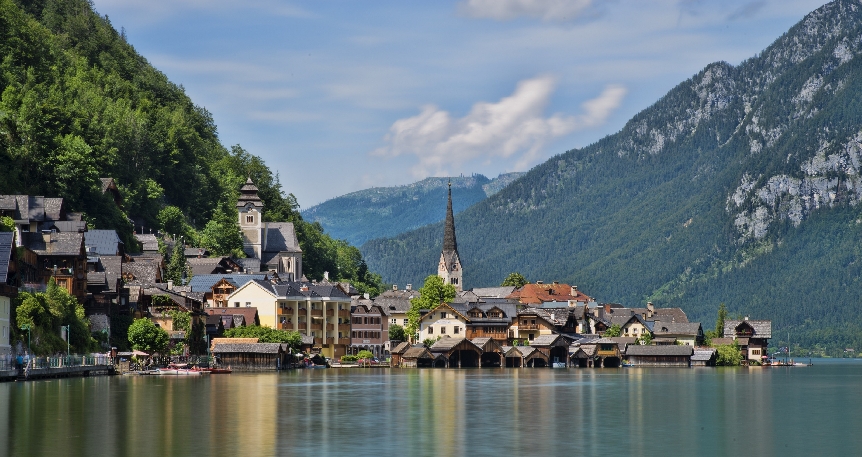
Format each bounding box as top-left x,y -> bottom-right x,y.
2,362 -> 862,456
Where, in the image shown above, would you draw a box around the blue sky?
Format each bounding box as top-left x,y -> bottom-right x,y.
92,0 -> 829,207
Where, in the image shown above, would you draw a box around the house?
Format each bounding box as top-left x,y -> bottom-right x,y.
608,313 -> 652,340
471,337 -> 505,367
20,231 -> 87,301
377,285 -> 417,332
0,232 -> 17,357
0,195 -> 72,246
723,319 -> 772,363
458,299 -> 517,344
624,345 -> 693,367
507,281 -> 593,307
579,338 -> 624,368
134,234 -> 159,253
419,303 -> 470,342
510,307 -> 557,343
85,255 -> 124,316
350,300 -> 389,358
205,307 -> 260,330
651,321 -> 704,346
225,280 -> 352,359
84,229 -> 124,257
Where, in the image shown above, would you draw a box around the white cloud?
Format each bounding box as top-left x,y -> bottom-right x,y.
372,76 -> 626,178
460,0 -> 596,22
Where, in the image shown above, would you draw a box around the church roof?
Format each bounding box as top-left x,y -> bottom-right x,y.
262,223 -> 301,254
442,181 -> 458,255
237,177 -> 264,208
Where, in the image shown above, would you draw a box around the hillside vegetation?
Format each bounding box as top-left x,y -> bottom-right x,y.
303,173 -> 524,246
362,0 -> 862,354
0,0 -> 381,292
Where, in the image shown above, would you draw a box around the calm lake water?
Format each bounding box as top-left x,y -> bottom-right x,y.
2,359 -> 861,457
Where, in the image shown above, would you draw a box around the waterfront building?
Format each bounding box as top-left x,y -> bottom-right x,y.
349,299 -> 389,357
225,279 -> 352,358
0,232 -> 16,357
723,319 -> 772,363
419,303 -> 470,342
437,181 -> 463,292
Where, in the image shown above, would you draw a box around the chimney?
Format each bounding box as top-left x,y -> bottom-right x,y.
167,280 -> 174,290
406,284 -> 412,291
571,286 -> 578,295
363,293 -> 370,300
536,280 -> 544,285
392,284 -> 398,291
323,271 -> 329,281
603,303 -> 611,314
647,301 -> 654,319
553,281 -> 559,285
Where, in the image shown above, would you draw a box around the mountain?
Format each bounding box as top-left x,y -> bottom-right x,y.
362,0 -> 862,353
0,0 -> 382,292
302,173 -> 524,246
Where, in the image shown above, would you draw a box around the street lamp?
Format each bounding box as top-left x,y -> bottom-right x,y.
20,323 -> 31,355
62,324 -> 71,359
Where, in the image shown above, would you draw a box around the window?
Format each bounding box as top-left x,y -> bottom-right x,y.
428,327 -> 433,334
245,302 -> 251,307
246,215 -> 254,223
391,319 -> 396,324
441,326 -> 446,334
234,302 -> 240,308
403,319 -> 408,326
454,326 -> 459,334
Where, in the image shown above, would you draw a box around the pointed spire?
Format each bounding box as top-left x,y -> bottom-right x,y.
443,180 -> 457,253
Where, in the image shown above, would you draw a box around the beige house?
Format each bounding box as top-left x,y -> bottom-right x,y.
510,308 -> 556,343
226,280 -> 352,359
419,303 -> 469,342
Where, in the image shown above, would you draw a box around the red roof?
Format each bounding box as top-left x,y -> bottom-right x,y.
507,282 -> 592,305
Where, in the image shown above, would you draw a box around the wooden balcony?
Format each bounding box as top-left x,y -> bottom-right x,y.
337,338 -> 350,345
338,310 -> 350,318
311,309 -> 323,317
326,324 -> 335,331
309,323 -> 323,331
519,323 -> 539,330
326,309 -> 335,317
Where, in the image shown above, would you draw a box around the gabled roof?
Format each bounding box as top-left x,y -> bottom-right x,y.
692,349 -> 717,361
262,223 -> 301,253
652,321 -> 702,336
84,230 -> 123,256
391,342 -> 412,354
420,302 -> 470,323
21,232 -> 84,257
724,320 -> 772,339
652,308 -> 689,323
531,334 -> 574,347
429,337 -> 480,354
403,347 -> 433,359
122,260 -> 161,285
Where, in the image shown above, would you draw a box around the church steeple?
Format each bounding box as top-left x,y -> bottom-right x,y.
438,180 -> 463,292
238,177 -> 264,259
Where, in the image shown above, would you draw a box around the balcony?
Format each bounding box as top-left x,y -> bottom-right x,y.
310,309 -> 323,317
519,323 -> 539,330
326,309 -> 335,317
326,324 -> 335,331
309,324 -> 323,331
338,310 -> 350,318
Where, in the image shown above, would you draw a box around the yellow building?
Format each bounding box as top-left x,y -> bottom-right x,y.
226,280 -> 352,359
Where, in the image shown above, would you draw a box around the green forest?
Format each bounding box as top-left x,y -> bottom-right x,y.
362,0 -> 862,355
0,0 -> 382,294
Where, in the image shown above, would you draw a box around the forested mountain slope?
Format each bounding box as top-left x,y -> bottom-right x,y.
0,0 -> 381,291
303,173 -> 524,246
362,0 -> 862,353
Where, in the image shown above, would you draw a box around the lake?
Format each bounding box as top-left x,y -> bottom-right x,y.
2,359 -> 861,457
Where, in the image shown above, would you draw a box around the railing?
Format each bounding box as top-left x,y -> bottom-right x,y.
26,355 -> 115,369
310,309 -> 323,317
326,324 -> 335,331
309,324 -> 323,331
326,310 -> 335,317
519,324 -> 539,330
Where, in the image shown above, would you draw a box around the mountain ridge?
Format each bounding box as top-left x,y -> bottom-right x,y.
361,0 -> 862,353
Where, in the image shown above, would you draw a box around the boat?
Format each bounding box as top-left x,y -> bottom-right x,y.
205,367 -> 232,374
552,362 -> 567,368
154,368 -> 205,375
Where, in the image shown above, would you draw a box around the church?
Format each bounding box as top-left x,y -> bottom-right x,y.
236,178 -> 303,279
438,181 -> 463,292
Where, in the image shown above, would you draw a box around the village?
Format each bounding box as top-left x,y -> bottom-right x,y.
0,178 -> 773,379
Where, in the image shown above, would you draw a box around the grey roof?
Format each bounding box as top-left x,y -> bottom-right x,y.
469,286 -> 517,299
0,195 -> 66,222
42,221 -> 87,233
442,183 -> 458,254
652,308 -> 689,323
235,257 -> 262,274
184,247 -> 209,257
122,261 -> 160,285
0,232 -> 12,284
403,347 -> 433,359
22,232 -> 84,256
692,349 -> 717,362
531,334 -> 573,347
625,345 -> 693,356
211,343 -> 283,354
134,234 -> 159,252
98,255 -> 122,292
246,280 -> 351,300
237,178 -> 265,208
652,321 -> 702,336
262,223 -> 301,253
391,342 -> 411,354
724,320 -> 772,339
85,230 -> 123,256
187,274 -> 268,293
430,337 -> 477,353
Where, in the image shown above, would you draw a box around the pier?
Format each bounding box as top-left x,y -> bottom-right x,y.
0,355 -> 115,382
